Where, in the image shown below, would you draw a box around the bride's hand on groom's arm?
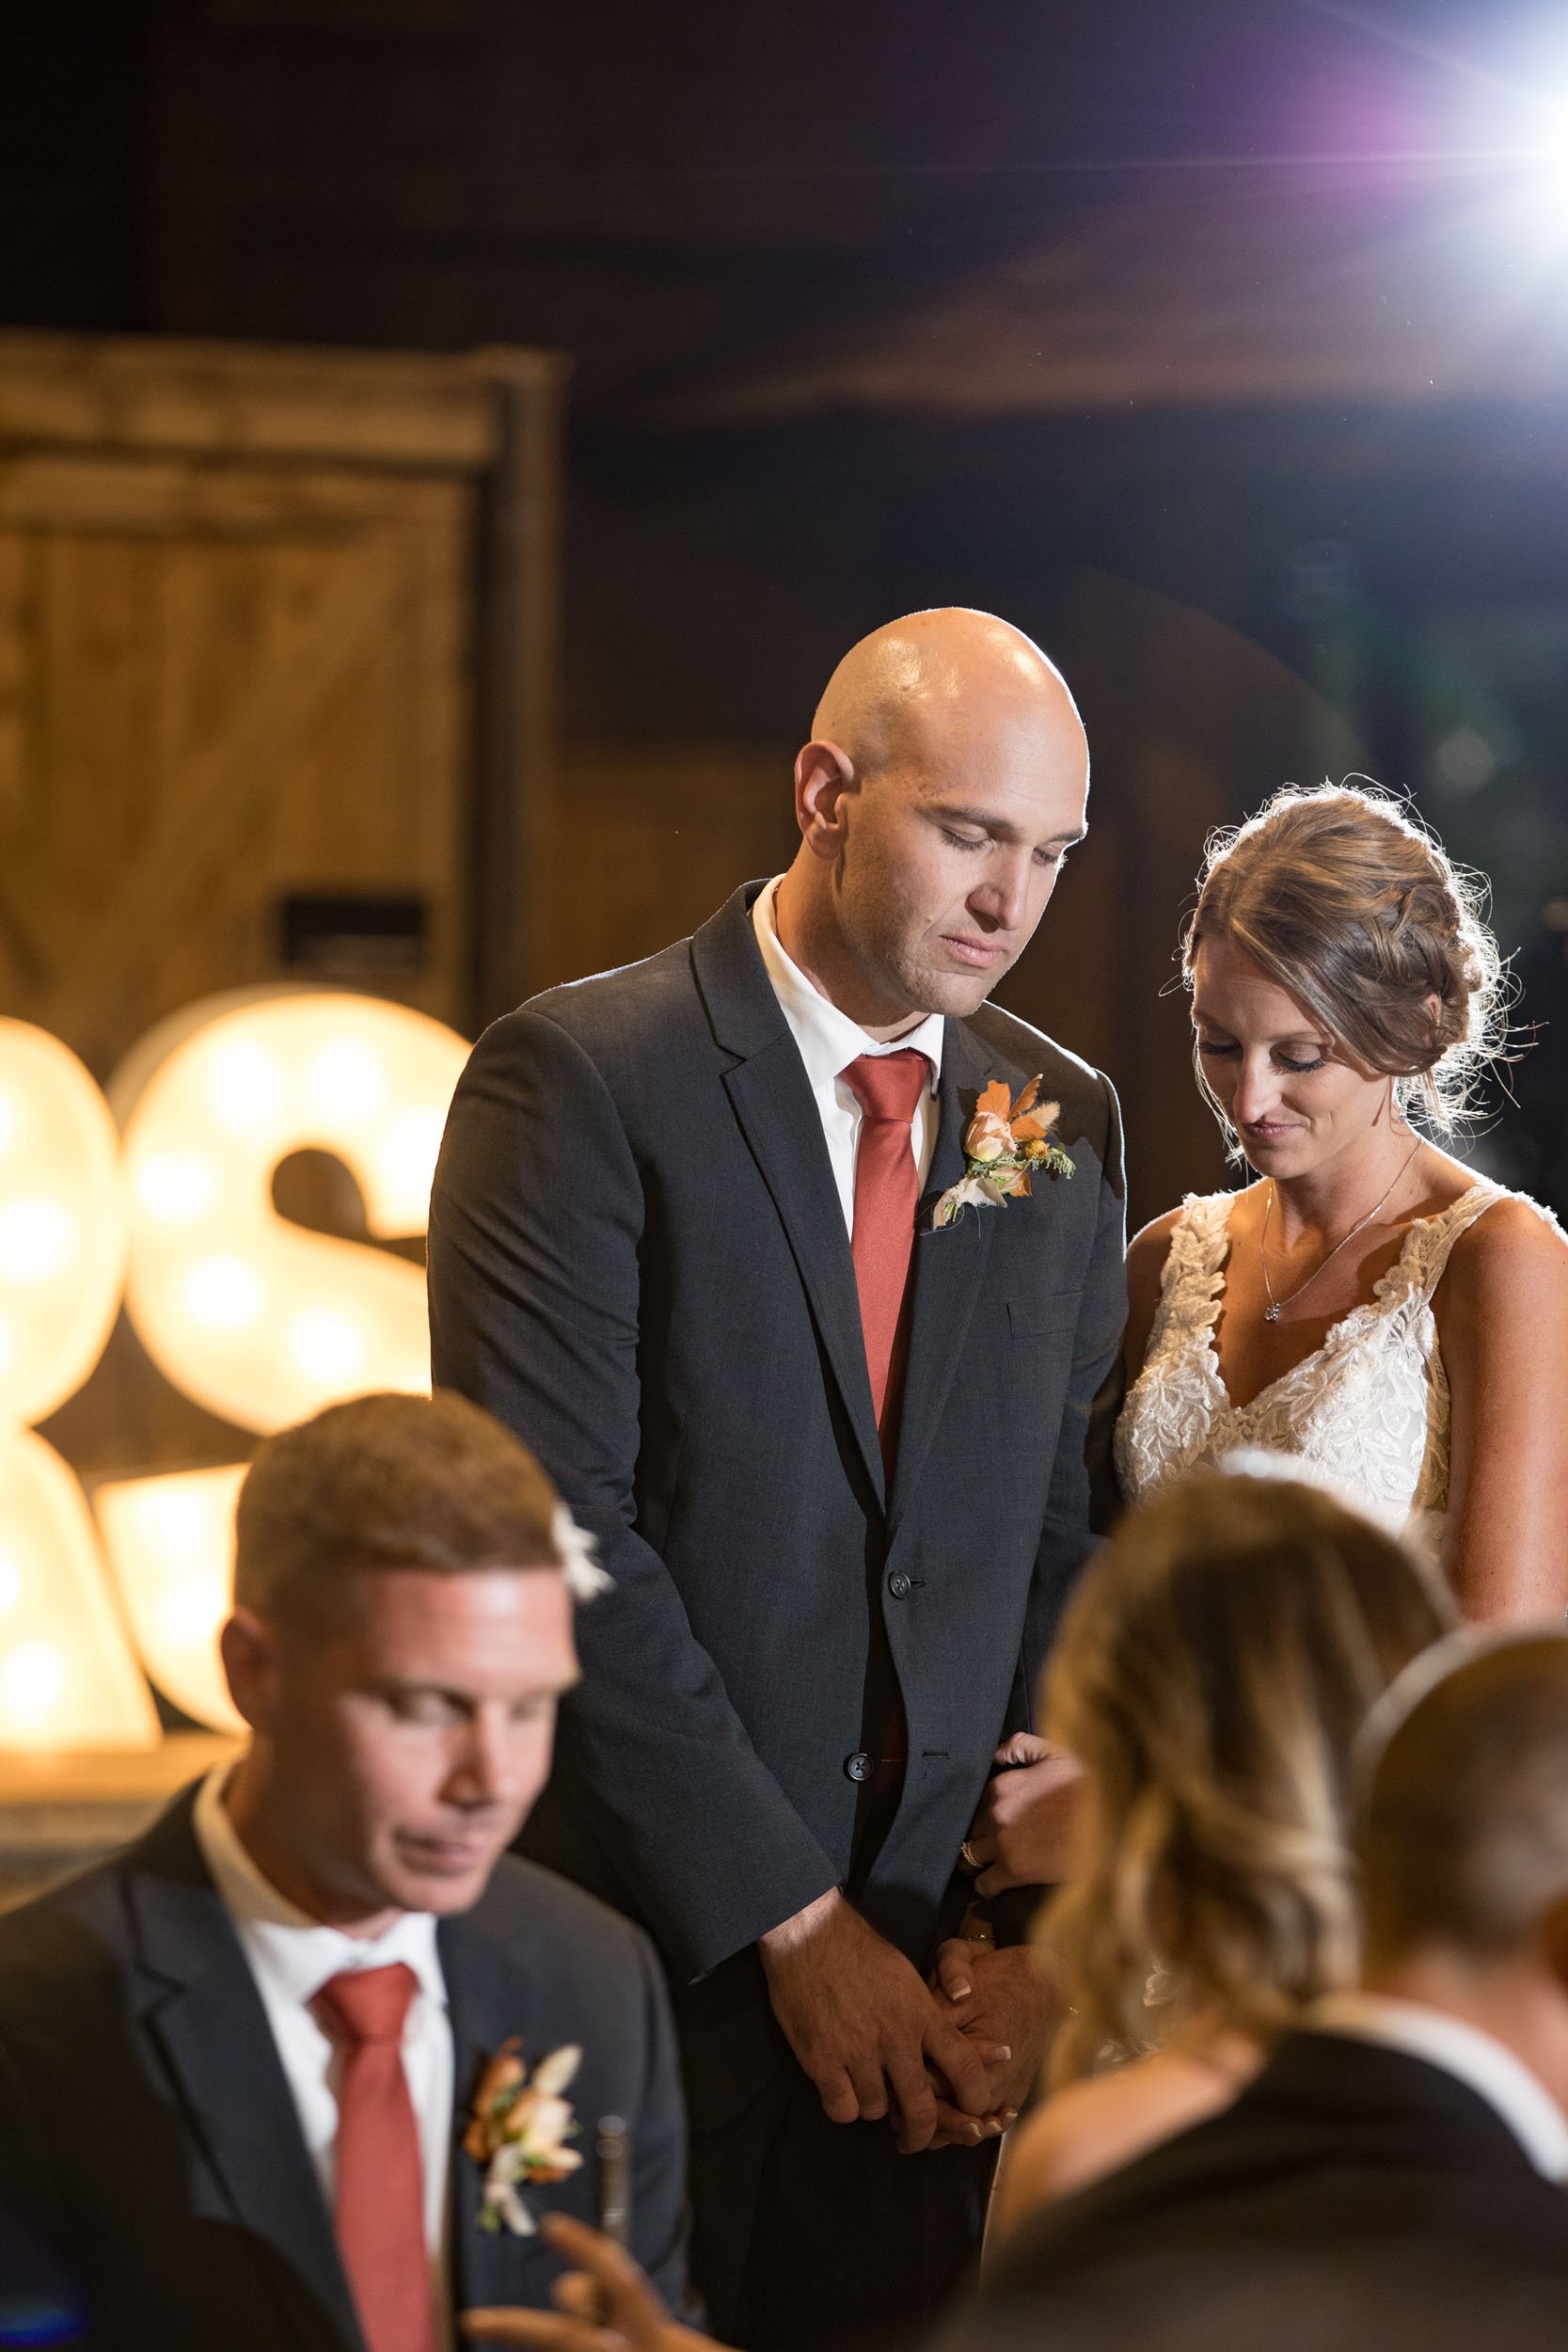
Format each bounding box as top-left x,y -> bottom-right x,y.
960,1735 -> 1084,1896
927,1942 -> 1059,2139
758,1888 -> 995,2153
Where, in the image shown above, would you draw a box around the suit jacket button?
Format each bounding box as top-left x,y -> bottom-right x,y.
887,1572 -> 911,1598
845,1752 -> 872,1783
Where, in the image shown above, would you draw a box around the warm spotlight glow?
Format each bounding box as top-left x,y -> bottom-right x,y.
95,1465 -> 246,1735
0,1548 -> 21,1613
116,991 -> 468,1433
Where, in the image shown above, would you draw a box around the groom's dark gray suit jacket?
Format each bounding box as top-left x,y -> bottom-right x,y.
428,882 -> 1127,1989
0,1789 -> 687,2352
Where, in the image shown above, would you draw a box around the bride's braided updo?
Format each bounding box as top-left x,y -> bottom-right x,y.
1182,783 -> 1506,1135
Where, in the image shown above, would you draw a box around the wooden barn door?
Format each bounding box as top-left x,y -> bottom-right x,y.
0,333 -> 562,1077
0,456 -> 469,1075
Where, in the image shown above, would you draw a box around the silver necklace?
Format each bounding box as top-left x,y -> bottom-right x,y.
1259,1138 -> 1423,1324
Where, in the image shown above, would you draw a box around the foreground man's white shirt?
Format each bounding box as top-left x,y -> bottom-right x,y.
752,875 -> 945,1233
194,1766 -> 455,2342
1313,1990 -> 1568,2181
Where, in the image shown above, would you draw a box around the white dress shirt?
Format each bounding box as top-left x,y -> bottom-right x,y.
193,1767 -> 455,2341
752,875 -> 945,1234
1312,1990 -> 1568,2181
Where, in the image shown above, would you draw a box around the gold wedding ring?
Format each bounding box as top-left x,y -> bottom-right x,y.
960,1839 -> 981,1871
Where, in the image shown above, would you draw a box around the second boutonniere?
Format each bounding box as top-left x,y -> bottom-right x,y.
464,2040 -> 584,2236
933,1075 -> 1074,1230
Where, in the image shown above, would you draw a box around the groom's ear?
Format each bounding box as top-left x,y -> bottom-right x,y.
794,738 -> 857,857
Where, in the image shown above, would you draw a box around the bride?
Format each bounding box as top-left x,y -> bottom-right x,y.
1117,782 -> 1568,1625
961,783 -> 1568,1915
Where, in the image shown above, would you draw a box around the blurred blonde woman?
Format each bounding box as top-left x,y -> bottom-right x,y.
989,1466 -> 1451,2236
1115,783 -> 1568,1625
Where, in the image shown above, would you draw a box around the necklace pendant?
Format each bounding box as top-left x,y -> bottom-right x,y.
1263,1302 -> 1282,1323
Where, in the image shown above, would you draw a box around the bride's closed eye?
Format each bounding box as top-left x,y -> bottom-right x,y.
1195,1038 -> 1329,1074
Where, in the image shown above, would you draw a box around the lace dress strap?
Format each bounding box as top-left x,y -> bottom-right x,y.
1395,1180 -> 1509,1305
1146,1192 -> 1233,1358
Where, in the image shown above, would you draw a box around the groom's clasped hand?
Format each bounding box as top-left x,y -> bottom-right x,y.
758,1887 -> 1019,2152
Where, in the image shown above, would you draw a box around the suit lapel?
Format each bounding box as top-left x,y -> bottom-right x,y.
888,1023 -> 999,1534
440,1913 -> 552,2313
692,889 -> 885,1507
127,1800 -> 363,2352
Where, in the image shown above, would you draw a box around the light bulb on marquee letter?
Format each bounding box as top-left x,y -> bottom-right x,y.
93,1466 -> 247,1737
0,1020 -> 156,1751
114,988 -> 469,1436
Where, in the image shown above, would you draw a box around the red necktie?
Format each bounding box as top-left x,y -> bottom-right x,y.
843,1049 -> 930,1437
843,1049 -> 929,1797
315,1963 -> 437,2352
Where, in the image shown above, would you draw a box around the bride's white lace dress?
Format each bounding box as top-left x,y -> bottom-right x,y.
1115,1178 -> 1528,1536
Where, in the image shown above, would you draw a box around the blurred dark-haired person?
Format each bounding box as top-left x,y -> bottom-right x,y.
0,1391 -> 688,2352
958,1630 -> 1568,2344
1115,783 -> 1568,1622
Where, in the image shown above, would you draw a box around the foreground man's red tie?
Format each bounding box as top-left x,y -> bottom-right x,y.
316,1963 -> 437,2352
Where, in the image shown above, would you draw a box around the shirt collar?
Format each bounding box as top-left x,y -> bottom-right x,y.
1311,1991 -> 1568,2182
752,876 -> 944,1096
193,1762 -> 446,2015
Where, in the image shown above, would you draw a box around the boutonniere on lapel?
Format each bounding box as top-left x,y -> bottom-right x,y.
464,2040 -> 584,2235
933,1075 -> 1074,1229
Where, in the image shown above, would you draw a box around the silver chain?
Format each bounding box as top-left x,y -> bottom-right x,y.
1259,1137 -> 1424,1324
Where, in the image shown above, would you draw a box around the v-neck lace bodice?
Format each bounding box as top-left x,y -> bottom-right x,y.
1115,1180 -> 1513,1536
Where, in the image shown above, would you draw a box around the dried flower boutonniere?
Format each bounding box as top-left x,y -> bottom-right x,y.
464,2040 -> 584,2235
933,1075 -> 1074,1230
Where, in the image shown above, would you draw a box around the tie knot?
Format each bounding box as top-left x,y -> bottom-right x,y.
843,1049 -> 929,1126
316,1962 -> 419,2047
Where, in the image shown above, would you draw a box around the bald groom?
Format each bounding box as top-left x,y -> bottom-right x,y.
429,611 -> 1128,2349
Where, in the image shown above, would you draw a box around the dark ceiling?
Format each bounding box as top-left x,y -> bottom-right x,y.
7,2 -> 1566,423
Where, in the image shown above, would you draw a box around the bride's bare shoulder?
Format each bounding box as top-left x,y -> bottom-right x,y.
1437,1188 -> 1568,1327
1126,1208 -> 1184,1302
991,2047 -> 1249,2240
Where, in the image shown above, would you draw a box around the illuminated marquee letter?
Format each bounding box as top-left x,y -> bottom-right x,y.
115,989 -> 469,1434
94,1464 -> 247,1736
0,1020 -> 156,1749
98,990 -> 469,1732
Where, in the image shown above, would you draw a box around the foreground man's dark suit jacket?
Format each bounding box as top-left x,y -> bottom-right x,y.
956,2031 -> 1568,2350
428,882 -> 1127,1984
0,1789 -> 688,2352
